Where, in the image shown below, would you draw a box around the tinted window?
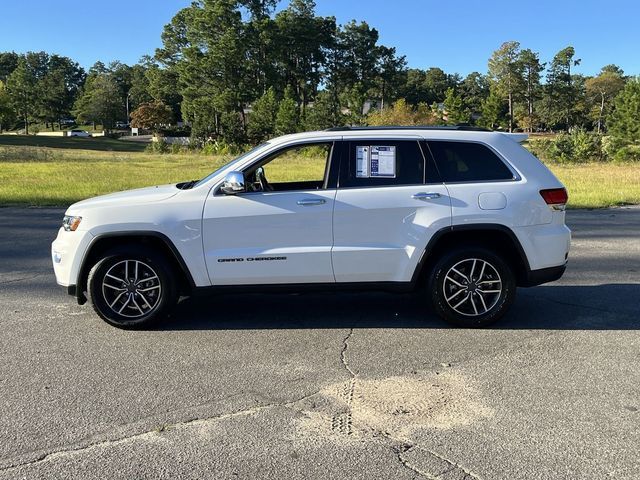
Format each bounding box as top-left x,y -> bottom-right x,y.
428,141 -> 514,183
340,140 -> 424,188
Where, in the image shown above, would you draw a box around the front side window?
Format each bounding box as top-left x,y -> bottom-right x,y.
428,141 -> 515,183
339,140 -> 425,188
244,143 -> 333,192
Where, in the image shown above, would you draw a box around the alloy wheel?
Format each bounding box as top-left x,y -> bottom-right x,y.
442,258 -> 502,317
101,259 -> 162,319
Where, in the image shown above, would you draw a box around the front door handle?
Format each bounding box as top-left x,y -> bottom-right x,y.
297,198 -> 327,206
412,192 -> 442,200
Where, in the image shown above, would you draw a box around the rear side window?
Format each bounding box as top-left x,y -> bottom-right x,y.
339,140 -> 424,188
428,141 -> 515,183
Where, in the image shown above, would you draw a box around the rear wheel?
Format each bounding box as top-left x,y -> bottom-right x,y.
87,249 -> 177,329
428,247 -> 516,327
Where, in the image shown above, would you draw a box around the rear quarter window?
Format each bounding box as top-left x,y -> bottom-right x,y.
428,141 -> 515,183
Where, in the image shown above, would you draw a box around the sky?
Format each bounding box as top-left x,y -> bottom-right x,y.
1,0 -> 639,77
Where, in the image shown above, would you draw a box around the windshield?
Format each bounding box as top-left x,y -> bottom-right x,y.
194,143 -> 270,187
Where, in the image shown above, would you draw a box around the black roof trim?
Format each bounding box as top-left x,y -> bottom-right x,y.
325,125 -> 490,132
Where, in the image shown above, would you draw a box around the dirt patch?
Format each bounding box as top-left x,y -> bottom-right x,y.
298,371 -> 492,442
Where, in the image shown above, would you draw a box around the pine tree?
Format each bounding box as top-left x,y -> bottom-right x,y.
607,78 -> 640,146
247,87 -> 278,143
275,88 -> 299,135
488,41 -> 524,132
443,88 -> 469,125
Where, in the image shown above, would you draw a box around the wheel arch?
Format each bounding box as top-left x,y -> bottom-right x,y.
76,231 -> 195,304
412,224 -> 531,287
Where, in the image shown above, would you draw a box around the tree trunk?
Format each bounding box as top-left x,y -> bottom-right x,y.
240,107 -> 247,130
597,92 -> 605,134
301,88 -> 307,119
508,91 -> 513,133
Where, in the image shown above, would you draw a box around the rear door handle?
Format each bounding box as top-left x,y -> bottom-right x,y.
412,192 -> 442,200
297,198 -> 326,206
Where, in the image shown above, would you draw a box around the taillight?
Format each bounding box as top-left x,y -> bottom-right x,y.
540,188 -> 568,210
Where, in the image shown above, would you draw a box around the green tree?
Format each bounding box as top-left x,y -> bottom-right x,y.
273,0 -> 335,116
333,20 -> 381,123
6,58 -> 38,134
73,74 -> 123,130
398,67 -> 457,106
128,63 -> 153,112
371,45 -> 406,109
540,46 -> 581,130
585,66 -> 626,133
304,90 -> 343,130
488,41 -> 524,132
38,55 -> 85,130
220,111 -> 247,144
423,67 -> 457,104
400,69 -> 429,105
0,80 -> 16,132
275,87 -> 299,135
247,87 -> 278,143
607,78 -> 640,146
479,85 -> 508,130
519,49 -> 544,132
146,64 -> 182,120
0,52 -> 19,82
443,87 -> 469,125
459,72 -> 489,118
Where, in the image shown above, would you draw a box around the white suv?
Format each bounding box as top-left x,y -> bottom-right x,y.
52,127 -> 571,328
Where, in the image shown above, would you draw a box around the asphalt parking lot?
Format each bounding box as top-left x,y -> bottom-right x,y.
0,206 -> 639,479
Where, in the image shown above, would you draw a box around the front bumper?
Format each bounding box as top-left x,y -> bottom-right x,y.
51,228 -> 94,288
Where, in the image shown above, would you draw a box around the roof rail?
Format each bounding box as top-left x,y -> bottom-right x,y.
325,125 -> 490,132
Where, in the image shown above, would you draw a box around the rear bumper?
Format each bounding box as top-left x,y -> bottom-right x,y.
521,263 -> 566,287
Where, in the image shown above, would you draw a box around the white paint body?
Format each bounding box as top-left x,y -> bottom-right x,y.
52,129 -> 571,290
67,130 -> 92,137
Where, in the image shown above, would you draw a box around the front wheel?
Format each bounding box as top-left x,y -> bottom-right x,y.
428,247 -> 516,328
87,249 -> 177,329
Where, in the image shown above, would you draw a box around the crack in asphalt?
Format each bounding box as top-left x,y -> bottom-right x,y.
396,445 -> 438,479
337,327 -> 480,480
0,390 -> 322,474
331,328 -> 357,436
340,328 -> 357,378
396,444 -> 482,480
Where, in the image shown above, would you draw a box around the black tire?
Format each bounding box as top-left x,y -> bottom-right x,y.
427,247 -> 516,328
87,247 -> 177,329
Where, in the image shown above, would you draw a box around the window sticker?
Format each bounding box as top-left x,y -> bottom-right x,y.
355,145 -> 396,178
370,146 -> 396,177
356,146 -> 370,178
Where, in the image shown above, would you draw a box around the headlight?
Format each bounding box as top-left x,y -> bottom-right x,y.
62,215 -> 82,232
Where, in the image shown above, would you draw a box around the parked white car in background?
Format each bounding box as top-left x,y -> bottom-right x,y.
67,129 -> 92,137
52,126 -> 570,328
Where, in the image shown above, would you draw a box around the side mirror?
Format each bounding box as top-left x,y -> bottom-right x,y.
220,171 -> 246,195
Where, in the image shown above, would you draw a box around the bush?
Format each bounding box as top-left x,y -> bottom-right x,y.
200,140 -> 245,156
145,138 -> 169,154
169,143 -> 185,154
613,145 -> 640,163
527,130 -> 603,163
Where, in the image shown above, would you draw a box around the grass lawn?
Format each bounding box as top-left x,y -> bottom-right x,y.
547,163 -> 640,209
0,134 -> 147,152
0,137 -> 639,208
